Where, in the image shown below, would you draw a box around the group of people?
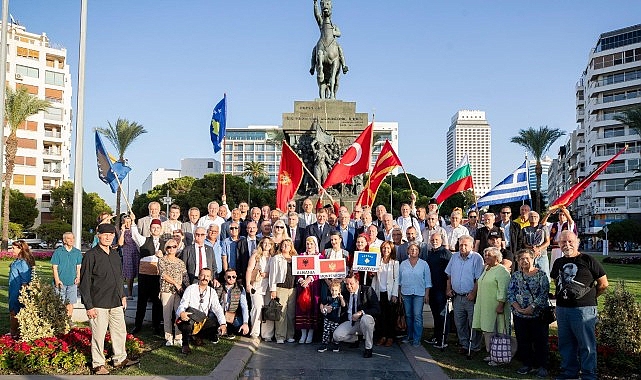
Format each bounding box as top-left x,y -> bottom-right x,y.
5,196 -> 609,378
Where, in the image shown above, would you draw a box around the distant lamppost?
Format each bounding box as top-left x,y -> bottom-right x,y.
161,190 -> 173,215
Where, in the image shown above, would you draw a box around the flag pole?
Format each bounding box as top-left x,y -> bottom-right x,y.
400,165 -> 414,195
112,169 -> 133,213
222,135 -> 226,197
302,165 -> 336,205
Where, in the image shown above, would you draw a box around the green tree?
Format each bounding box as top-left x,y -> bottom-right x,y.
242,161 -> 269,204
2,87 -> 51,249
35,220 -> 72,246
614,106 -> 641,185
0,189 -> 39,229
95,118 -> 147,225
511,126 -> 565,213
49,181 -> 112,237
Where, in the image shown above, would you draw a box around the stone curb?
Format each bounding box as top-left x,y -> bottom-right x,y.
210,337 -> 259,378
399,342 -> 450,380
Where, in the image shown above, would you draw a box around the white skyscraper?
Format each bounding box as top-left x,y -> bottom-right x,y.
446,110 -> 492,198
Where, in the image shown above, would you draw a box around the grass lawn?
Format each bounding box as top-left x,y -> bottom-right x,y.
423,253 -> 641,379
0,258 -> 232,376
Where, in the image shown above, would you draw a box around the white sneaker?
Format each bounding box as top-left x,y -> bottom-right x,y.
174,339 -> 182,346
286,338 -> 296,343
165,340 -> 173,347
276,339 -> 285,344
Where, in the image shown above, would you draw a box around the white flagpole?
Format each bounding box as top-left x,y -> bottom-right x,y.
72,0 -> 87,249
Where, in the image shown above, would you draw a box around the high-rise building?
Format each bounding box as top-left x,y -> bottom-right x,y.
446,110 -> 491,198
1,23 -> 73,226
141,168 -> 181,194
571,24 -> 641,234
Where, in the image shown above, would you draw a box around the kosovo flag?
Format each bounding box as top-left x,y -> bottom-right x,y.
95,131 -> 131,193
209,95 -> 227,153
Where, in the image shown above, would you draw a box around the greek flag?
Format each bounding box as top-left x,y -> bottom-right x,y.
475,161 -> 530,208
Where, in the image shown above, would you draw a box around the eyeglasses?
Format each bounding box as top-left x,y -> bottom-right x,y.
501,212 -> 511,215
226,275 -> 237,279
195,233 -> 206,236
166,245 -> 177,249
469,215 -> 477,218
274,226 -> 284,229
288,204 -> 296,208
230,227 -> 239,230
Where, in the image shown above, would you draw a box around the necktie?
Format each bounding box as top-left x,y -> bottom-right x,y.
249,240 -> 255,254
290,228 -> 295,241
198,246 -> 203,272
351,293 -> 358,326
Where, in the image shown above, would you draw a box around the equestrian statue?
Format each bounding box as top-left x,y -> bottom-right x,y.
310,0 -> 348,99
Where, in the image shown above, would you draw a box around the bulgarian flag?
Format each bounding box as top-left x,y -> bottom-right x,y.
433,154 -> 474,204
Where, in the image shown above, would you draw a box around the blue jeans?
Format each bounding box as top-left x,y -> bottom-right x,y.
556,306 -> 598,380
534,252 -> 550,278
402,294 -> 424,345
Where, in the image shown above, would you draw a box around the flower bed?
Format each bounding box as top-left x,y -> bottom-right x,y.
603,255 -> 641,264
0,250 -> 53,260
0,327 -> 144,374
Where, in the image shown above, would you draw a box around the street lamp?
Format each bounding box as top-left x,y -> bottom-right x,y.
161,190 -> 173,215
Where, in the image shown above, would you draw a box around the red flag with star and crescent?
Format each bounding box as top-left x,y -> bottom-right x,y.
322,123 -> 373,189
276,141 -> 305,212
356,140 -> 402,207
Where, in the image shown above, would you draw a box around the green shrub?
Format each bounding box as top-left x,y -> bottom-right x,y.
597,280 -> 641,354
16,271 -> 70,341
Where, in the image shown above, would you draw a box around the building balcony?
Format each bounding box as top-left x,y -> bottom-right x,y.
42,147 -> 62,156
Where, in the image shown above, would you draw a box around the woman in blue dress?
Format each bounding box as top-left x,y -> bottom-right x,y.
9,240 -> 35,339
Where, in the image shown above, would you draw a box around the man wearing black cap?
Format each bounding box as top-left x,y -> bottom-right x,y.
80,223 -> 139,375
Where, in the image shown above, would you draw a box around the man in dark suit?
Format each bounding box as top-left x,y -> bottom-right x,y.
287,212 -> 307,253
333,272 -> 381,358
236,221 -> 259,285
305,208 -> 333,251
182,207 -> 201,246
182,227 -> 218,285
494,206 -> 523,259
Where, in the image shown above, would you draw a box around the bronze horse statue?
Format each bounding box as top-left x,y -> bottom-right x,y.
310,0 -> 348,99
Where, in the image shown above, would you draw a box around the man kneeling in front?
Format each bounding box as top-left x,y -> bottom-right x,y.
333,272 -> 381,358
176,268 -> 227,354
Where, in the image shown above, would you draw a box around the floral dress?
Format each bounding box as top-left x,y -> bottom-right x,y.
121,229 -> 140,280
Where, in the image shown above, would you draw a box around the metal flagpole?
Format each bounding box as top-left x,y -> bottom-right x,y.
302,165 -> 337,205
72,0 -> 87,249
0,0 -> 9,248
389,174 -> 393,212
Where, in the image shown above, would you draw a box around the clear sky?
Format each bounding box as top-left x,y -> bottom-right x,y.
9,1 -> 641,208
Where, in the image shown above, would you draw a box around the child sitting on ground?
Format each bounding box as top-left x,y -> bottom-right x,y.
317,280 -> 345,352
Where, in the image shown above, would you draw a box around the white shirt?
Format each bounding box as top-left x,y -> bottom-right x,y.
176,284 -> 226,326
197,215 -> 225,231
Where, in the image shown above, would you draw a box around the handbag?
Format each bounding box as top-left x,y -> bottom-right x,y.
251,267 -> 262,285
179,306 -> 208,335
261,298 -> 283,322
541,301 -> 556,325
395,299 -> 407,332
489,319 -> 512,364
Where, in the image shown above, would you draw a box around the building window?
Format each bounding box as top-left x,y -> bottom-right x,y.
16,64 -> 38,78
602,179 -> 625,192
604,197 -> 626,207
45,71 -> 65,86
629,196 -> 641,208
16,47 -> 39,60
13,174 -> 36,186
44,107 -> 63,121
604,161 -> 625,174
207,161 -> 213,168
627,181 -> 641,191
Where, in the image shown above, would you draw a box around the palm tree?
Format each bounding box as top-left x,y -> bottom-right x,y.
614,106 -> 641,185
2,87 -> 51,249
96,118 -> 147,222
511,126 -> 566,213
242,161 -> 268,205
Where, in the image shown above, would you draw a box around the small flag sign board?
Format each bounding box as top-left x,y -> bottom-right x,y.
352,251 -> 380,272
293,255 -> 319,276
318,259 -> 347,279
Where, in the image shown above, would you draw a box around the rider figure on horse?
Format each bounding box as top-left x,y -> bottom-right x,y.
310,0 -> 348,99
310,0 -> 348,76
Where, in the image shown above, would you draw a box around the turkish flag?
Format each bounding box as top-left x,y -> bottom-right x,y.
322,123 -> 373,189
356,140 -> 402,207
276,141 -> 305,212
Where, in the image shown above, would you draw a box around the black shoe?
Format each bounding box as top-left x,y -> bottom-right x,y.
349,341 -> 360,348
363,349 -> 373,358
181,345 -> 191,355
332,343 -> 340,352
317,344 -> 328,353
211,335 -> 219,344
129,326 -> 141,335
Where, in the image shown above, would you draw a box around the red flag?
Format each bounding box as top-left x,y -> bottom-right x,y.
276,141 -> 305,212
322,123 -> 373,188
550,146 -> 627,209
356,140 -> 402,207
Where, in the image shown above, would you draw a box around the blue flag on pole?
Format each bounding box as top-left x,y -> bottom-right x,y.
209,95 -> 227,153
474,161 -> 530,208
95,131 -> 131,193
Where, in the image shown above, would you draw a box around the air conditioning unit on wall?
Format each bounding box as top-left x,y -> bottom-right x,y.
15,73 -> 22,80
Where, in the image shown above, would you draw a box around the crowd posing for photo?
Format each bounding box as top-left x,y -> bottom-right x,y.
5,197 -> 607,377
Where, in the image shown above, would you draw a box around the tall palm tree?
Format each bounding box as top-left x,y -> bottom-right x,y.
242,161 -> 268,205
511,126 -> 566,213
614,106 -> 641,185
2,87 -> 51,249
96,118 -> 147,222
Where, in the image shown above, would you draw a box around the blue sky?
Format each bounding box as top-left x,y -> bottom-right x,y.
10,1 -> 641,208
